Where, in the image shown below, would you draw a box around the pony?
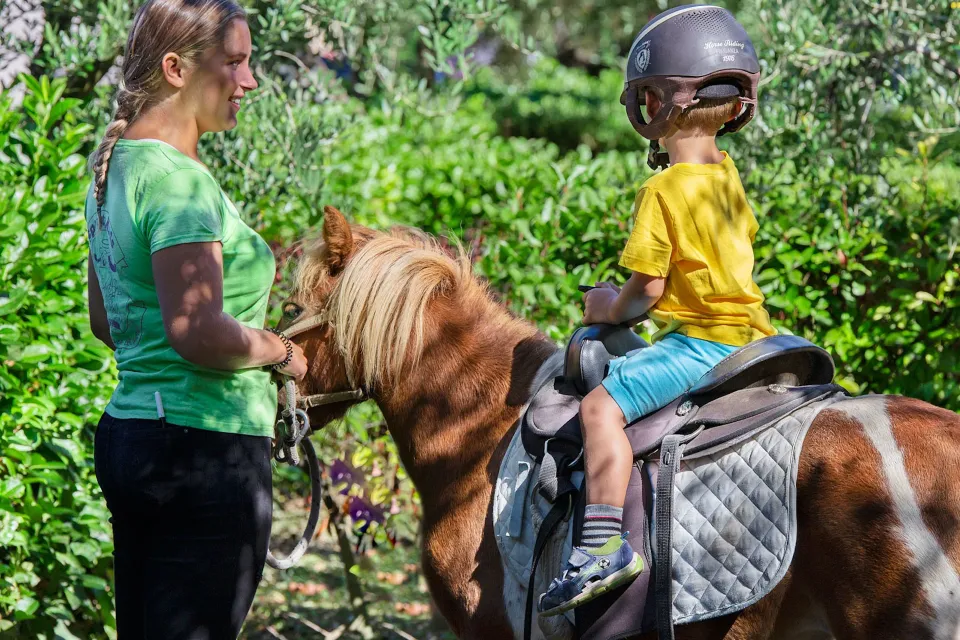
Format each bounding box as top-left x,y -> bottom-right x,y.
283,206 -> 960,640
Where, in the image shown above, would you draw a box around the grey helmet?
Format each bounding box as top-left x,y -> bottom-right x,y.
620,4 -> 760,168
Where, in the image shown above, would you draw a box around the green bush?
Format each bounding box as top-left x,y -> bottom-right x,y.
198,60 -> 959,408
206,80 -> 958,407
744,140 -> 959,406
0,77 -> 116,638
466,57 -> 637,153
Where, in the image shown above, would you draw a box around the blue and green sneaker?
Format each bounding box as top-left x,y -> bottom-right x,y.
538,533 -> 644,617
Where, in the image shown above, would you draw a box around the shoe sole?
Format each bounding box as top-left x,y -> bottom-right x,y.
539,552 -> 645,618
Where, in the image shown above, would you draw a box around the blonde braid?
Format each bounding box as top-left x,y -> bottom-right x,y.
90,88 -> 146,214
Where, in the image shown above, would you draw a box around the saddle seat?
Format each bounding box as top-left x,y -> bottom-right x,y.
564,324 -> 835,400
522,326 -> 837,470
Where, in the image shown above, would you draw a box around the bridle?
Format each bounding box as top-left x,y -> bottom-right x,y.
271,309 -> 367,466
281,311 -> 367,411
265,309 -> 366,570
271,309 -> 366,463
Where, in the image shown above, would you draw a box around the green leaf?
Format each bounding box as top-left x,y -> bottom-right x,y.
54,620 -> 82,640
0,287 -> 29,316
48,438 -> 83,465
15,596 -> 39,618
0,477 -> 24,498
80,575 -> 109,591
15,343 -> 53,363
0,214 -> 27,238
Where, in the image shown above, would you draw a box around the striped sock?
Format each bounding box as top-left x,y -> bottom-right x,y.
581,504 -> 623,548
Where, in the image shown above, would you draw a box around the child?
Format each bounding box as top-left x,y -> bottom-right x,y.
539,4 -> 776,616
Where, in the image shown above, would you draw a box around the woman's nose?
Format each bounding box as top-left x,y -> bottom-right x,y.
242,67 -> 258,92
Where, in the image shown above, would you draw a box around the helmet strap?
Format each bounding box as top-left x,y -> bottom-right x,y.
647,139 -> 670,171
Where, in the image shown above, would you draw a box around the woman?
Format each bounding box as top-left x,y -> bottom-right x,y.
85,1 -> 308,637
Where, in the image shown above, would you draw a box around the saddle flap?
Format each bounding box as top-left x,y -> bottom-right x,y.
624,384 -> 840,460
684,383 -> 841,456
688,335 -> 835,399
623,397 -> 689,459
521,380 -> 582,461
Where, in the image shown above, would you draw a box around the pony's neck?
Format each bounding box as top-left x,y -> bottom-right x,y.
376,289 -> 556,510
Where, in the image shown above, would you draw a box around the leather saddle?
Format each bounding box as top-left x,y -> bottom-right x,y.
517,326 -> 841,640
523,327 -> 836,467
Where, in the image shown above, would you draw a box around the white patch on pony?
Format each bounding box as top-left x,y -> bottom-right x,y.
839,396 -> 960,639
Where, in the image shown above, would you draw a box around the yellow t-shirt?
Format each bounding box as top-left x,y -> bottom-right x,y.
620,152 -> 775,346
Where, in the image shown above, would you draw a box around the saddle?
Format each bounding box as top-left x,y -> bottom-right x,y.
517,326 -> 841,640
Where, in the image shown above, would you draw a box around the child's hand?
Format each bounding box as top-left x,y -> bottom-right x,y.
583,285 -> 619,325
595,281 -> 621,294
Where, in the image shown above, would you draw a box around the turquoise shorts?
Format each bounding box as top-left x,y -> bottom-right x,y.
601,333 -> 739,424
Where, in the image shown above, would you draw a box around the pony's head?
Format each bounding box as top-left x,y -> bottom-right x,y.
284,206 -> 473,426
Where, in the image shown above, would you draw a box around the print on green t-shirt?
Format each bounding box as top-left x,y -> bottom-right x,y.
84,139 -> 277,436
88,214 -> 147,349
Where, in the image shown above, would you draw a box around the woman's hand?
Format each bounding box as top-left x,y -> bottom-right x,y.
276,341 -> 308,381
583,282 -> 620,325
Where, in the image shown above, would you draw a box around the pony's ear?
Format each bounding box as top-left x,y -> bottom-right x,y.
322,205 -> 353,274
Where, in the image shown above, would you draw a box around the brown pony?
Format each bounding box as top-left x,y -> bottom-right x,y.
284,207 -> 960,640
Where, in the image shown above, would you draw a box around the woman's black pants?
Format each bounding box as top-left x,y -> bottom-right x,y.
94,412 -> 273,640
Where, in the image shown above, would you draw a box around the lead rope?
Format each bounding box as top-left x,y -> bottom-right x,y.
275,378 -> 310,465
266,377 -> 322,570
265,314 -> 366,570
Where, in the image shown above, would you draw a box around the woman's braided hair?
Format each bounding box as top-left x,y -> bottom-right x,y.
88,0 -> 245,217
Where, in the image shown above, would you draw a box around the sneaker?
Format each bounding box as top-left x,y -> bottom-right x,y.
538,533 -> 644,617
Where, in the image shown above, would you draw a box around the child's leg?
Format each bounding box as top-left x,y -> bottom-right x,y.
539,334 -> 739,616
577,333 -> 739,547
538,385 -> 642,616
579,385 -> 631,547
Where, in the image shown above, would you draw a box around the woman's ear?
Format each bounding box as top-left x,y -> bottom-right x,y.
322,205 -> 354,274
645,90 -> 661,119
161,52 -> 187,88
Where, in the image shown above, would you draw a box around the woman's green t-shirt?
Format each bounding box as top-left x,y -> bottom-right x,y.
84,139 -> 277,436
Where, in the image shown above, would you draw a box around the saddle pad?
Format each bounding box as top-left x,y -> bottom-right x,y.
667,392 -> 847,624
495,392 -> 847,637
494,426 -> 578,640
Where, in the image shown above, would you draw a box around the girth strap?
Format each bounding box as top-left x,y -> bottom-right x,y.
537,438 -> 581,503
524,495 -> 573,640
654,426 -> 701,640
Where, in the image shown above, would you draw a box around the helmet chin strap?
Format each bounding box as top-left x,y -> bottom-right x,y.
647,139 -> 670,171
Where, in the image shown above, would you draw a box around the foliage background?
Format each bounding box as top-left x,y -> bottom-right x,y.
1,0 -> 957,637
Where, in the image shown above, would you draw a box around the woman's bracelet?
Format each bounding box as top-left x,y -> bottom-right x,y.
267,328 -> 293,371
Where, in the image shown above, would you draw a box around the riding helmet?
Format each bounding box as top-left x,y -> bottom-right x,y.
620,4 -> 761,168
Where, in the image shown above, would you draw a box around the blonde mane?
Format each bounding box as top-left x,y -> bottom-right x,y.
294,227 -> 475,389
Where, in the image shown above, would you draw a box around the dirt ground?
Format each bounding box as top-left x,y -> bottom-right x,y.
242,495 -> 456,640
